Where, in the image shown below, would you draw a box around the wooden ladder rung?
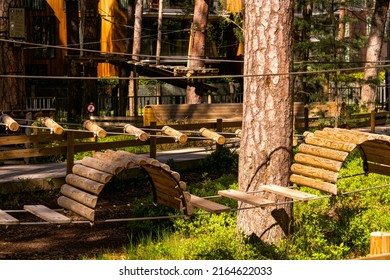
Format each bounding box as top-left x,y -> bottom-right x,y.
24,205 -> 71,224
218,190 -> 275,207
259,185 -> 317,201
189,195 -> 231,213
0,210 -> 19,225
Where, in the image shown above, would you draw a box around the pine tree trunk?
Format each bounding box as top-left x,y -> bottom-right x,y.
0,0 -> 25,111
360,0 -> 390,111
186,0 -> 209,104
237,0 -> 294,244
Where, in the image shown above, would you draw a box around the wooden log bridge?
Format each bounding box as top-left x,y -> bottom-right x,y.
2,127 -> 390,226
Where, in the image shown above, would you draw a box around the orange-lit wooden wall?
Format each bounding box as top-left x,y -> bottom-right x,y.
98,0 -> 127,77
24,0 -> 67,76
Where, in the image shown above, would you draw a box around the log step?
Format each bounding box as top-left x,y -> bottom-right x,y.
218,189 -> 275,207
259,185 -> 317,201
0,210 -> 19,225
24,205 -> 72,224
189,194 -> 231,213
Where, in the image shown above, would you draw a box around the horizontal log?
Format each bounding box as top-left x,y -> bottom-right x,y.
61,184 -> 98,208
0,114 -> 19,131
93,151 -> 137,169
0,209 -> 19,225
259,184 -> 318,201
57,196 -> 95,221
111,150 -> 161,166
81,156 -> 124,175
72,164 -> 113,184
218,189 -> 275,207
367,162 -> 390,176
199,128 -> 226,145
24,205 -> 71,224
189,194 -> 231,213
291,163 -> 339,183
316,128 -> 373,144
290,174 -> 338,195
39,117 -> 64,135
304,132 -> 357,152
162,126 -> 188,143
298,143 -> 349,162
294,153 -> 343,172
83,120 -> 107,138
65,174 -> 105,195
124,124 -> 148,141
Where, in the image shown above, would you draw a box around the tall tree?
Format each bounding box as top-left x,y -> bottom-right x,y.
0,0 -> 25,111
186,0 -> 210,104
237,0 -> 295,243
360,0 -> 390,111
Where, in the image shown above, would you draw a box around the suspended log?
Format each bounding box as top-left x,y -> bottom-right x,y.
0,209 -> 19,225
39,117 -> 64,135
199,127 -> 225,145
291,163 -> 339,183
60,184 -> 99,208
290,174 -> 338,195
83,120 -> 107,138
124,124 -> 148,141
304,132 -> 357,152
24,205 -> 71,224
189,194 -> 231,213
218,189 -> 275,207
65,174 -> 105,195
0,114 -> 19,131
72,164 -> 113,184
81,156 -> 124,175
370,232 -> 390,255
57,196 -> 95,221
259,184 -> 318,201
298,143 -> 349,162
162,125 -> 188,143
294,153 -> 343,172
235,129 -> 241,138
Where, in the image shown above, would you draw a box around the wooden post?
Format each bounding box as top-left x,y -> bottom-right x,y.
370,110 -> 375,133
66,131 -> 75,175
150,121 -> 157,159
370,232 -> 390,255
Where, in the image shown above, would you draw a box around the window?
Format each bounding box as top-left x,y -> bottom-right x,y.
24,0 -> 46,10
32,16 -> 56,59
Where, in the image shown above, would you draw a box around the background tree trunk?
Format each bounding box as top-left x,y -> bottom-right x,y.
186,0 -> 209,104
237,0 -> 294,244
0,0 -> 25,111
360,0 -> 390,111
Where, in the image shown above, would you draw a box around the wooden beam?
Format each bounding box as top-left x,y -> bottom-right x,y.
65,174 -> 105,195
124,124 -> 148,141
72,164 -> 113,184
0,210 -> 19,225
291,163 -> 339,183
60,184 -> 98,208
199,127 -> 226,145
57,196 -> 95,221
83,120 -> 107,138
304,132 -> 356,152
367,162 -> 390,176
294,153 -> 343,172
81,156 -> 124,175
0,114 -> 19,131
298,143 -> 349,162
258,185 -> 317,201
218,189 -> 275,207
290,174 -> 338,195
24,205 -> 71,224
162,126 -> 188,143
189,194 -> 231,213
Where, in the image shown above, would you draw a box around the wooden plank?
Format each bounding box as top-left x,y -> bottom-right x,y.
218,189 -> 275,207
0,210 -> 19,225
24,205 -> 71,224
360,141 -> 390,159
290,174 -> 338,195
189,195 -> 231,213
291,163 -> 339,183
57,196 -> 95,221
363,152 -> 390,166
294,153 -> 343,172
367,163 -> 390,176
258,185 -> 318,201
60,184 -> 98,208
304,133 -> 357,152
65,174 -> 105,195
298,143 -> 349,162
152,181 -> 191,202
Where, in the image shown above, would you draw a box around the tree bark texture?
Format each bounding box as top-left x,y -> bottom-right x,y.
237,0 -> 294,244
360,0 -> 390,111
0,0 -> 25,111
186,0 -> 210,104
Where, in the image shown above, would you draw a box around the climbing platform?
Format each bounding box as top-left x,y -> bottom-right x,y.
2,127 -> 390,226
